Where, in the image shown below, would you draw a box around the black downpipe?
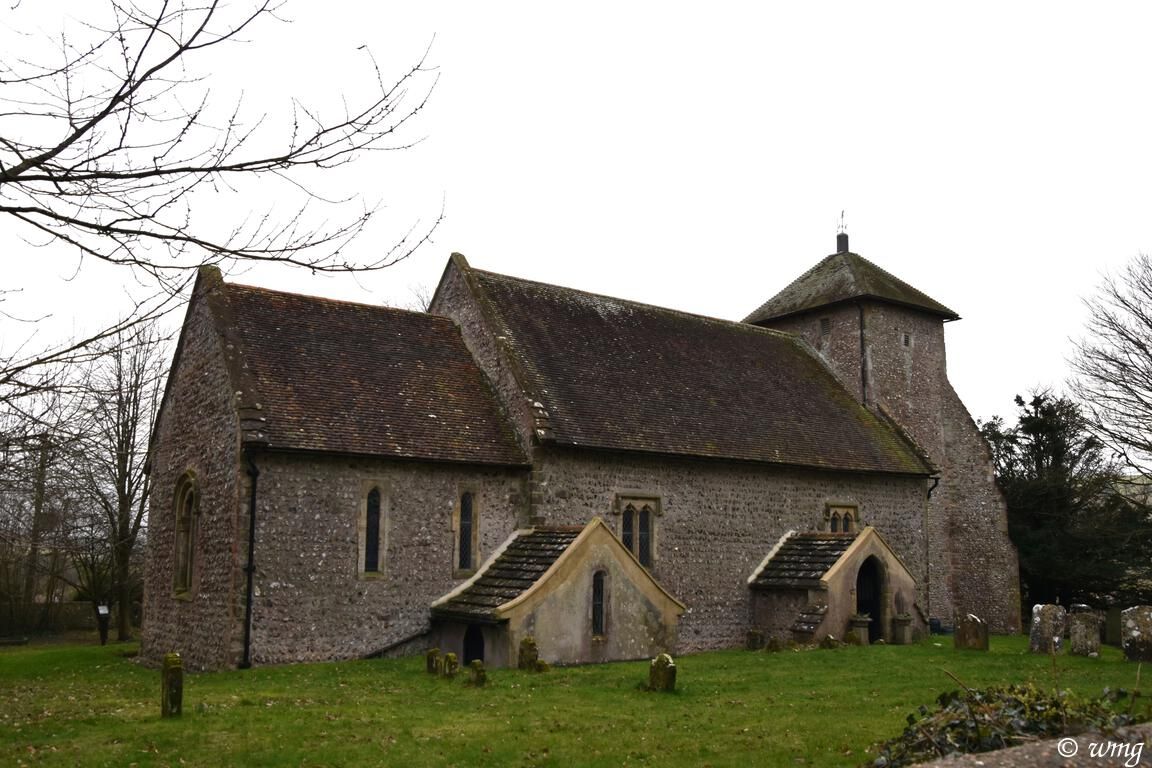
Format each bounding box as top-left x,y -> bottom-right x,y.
927,476 -> 940,499
240,449 -> 260,669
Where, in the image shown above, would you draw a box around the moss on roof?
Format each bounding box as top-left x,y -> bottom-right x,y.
744,252 -> 959,324
469,267 -> 932,476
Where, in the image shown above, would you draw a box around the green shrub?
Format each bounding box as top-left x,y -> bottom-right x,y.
868,682 -> 1145,767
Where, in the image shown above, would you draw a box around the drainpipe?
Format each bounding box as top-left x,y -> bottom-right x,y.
240,448 -> 260,669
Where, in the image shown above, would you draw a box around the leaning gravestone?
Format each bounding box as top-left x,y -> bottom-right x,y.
468,659 -> 487,687
1069,611 -> 1100,656
648,653 -> 676,692
441,652 -> 459,679
425,648 -> 441,674
1121,605 -> 1152,662
161,652 -> 183,718
1029,604 -> 1066,654
517,636 -> 539,671
954,614 -> 989,651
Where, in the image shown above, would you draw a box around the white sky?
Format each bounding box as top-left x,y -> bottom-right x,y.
6,2 -> 1152,424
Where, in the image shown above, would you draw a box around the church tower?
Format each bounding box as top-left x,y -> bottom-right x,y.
745,234 -> 1020,632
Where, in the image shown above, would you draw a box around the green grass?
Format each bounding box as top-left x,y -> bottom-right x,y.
0,636 -> 1146,767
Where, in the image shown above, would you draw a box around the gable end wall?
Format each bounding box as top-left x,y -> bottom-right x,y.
141,292 -> 244,671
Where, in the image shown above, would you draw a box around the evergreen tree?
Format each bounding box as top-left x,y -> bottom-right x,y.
980,392 -> 1152,608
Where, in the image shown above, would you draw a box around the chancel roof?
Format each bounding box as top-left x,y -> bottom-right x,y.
743,251 -> 959,324
748,532 -> 859,590
467,266 -> 932,476
205,275 -> 525,466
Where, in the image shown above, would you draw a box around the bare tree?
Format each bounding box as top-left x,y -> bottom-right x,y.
1,0 -> 440,400
1071,253 -> 1152,479
73,325 -> 167,640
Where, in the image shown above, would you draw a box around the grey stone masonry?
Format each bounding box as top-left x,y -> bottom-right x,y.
530,446 -> 928,653
760,300 -> 1021,633
1121,606 -> 1152,662
1029,604 -> 1066,654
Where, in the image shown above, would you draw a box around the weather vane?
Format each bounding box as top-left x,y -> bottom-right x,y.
837,210 -> 846,234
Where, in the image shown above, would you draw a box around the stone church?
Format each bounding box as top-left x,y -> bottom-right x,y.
141,235 -> 1020,670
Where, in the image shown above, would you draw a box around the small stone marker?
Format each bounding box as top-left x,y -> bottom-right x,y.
818,634 -> 840,649
1029,604 -> 1066,654
1121,605 -> 1152,662
648,653 -> 676,692
1069,610 -> 1101,657
954,614 -> 989,651
441,652 -> 459,679
426,648 -> 441,674
745,629 -> 765,651
468,659 -> 487,687
517,636 -> 539,671
161,652 -> 183,718
764,636 -> 785,653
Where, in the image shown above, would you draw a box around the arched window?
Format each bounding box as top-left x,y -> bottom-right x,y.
622,504 -> 636,553
458,491 -> 475,572
638,505 -> 653,567
830,512 -> 840,533
591,570 -> 606,637
364,488 -> 381,573
173,474 -> 198,594
619,500 -> 657,567
842,511 -> 855,533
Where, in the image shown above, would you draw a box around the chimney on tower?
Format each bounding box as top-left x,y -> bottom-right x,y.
836,231 -> 849,253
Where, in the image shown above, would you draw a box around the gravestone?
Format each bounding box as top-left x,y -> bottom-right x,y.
425,648 -> 441,674
468,659 -> 487,687
161,652 -> 183,718
648,653 -> 676,692
745,630 -> 765,651
1121,605 -> 1152,662
441,652 -> 459,679
1028,604 -> 1065,654
517,636 -> 539,671
954,614 -> 989,651
1069,610 -> 1100,657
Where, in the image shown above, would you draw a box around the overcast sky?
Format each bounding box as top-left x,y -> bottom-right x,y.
6,2 -> 1152,424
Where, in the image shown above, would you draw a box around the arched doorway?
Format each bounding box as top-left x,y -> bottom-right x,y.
463,624 -> 484,664
855,556 -> 885,643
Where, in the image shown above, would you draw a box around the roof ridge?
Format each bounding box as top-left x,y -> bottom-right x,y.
225,280 -> 450,322
472,267 -> 799,342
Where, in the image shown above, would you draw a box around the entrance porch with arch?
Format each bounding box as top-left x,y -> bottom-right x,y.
747,526 -> 923,645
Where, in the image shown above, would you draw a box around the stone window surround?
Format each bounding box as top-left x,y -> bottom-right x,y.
611,491 -> 662,567
452,486 -> 480,579
825,502 -> 860,533
357,479 -> 390,580
591,569 -> 607,638
172,471 -> 200,599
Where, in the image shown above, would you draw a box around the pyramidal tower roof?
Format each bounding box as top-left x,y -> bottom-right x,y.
744,234 -> 959,324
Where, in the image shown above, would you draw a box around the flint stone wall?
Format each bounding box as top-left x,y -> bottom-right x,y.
244,452 -> 523,666
764,302 -> 1021,633
529,446 -> 929,653
141,290 -> 243,671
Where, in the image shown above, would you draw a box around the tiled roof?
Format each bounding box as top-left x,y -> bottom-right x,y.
744,252 -> 959,324
750,532 -> 859,590
430,527 -> 582,623
216,281 -> 525,465
469,268 -> 932,475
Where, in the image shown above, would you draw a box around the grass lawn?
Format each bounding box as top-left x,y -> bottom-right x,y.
0,635 -> 1146,767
